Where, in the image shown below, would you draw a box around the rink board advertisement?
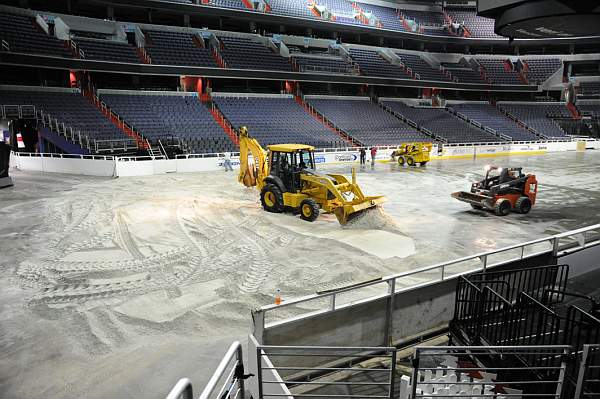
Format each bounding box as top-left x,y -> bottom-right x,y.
10,140 -> 589,176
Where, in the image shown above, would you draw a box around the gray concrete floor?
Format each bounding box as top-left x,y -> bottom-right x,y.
1,151 -> 599,399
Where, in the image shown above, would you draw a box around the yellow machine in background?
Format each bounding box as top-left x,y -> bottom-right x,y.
391,142 -> 432,166
238,127 -> 386,224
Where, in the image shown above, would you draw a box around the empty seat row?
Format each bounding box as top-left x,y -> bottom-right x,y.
100,93 -> 237,153
307,98 -> 428,145
0,89 -> 127,143
382,100 -> 503,143
498,103 -> 569,138
213,96 -> 343,148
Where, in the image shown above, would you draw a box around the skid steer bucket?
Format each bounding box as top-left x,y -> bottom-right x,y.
451,191 -> 494,210
333,195 -> 387,225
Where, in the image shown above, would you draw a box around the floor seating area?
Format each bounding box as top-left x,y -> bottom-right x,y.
451,103 -> 539,141
100,93 -> 236,153
144,30 -> 217,67
381,100 -> 502,143
307,98 -> 428,145
498,103 -> 568,138
0,89 -> 126,142
74,38 -> 140,63
217,36 -> 293,71
213,96 -> 344,148
0,12 -> 72,58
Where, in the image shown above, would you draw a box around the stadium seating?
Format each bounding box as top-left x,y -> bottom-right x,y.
498,103 -> 569,138
443,64 -> 486,84
401,9 -> 445,27
144,30 -> 217,67
348,48 -> 403,78
71,30 -> 109,40
381,100 -> 502,143
445,8 -> 499,38
524,58 -> 562,84
476,59 -> 523,85
395,51 -> 450,81
74,38 -> 140,63
451,103 -> 539,141
217,36 -> 293,71
355,2 -> 403,31
209,0 -> 246,10
100,93 -> 236,153
267,0 -> 314,19
307,98 -> 428,145
577,100 -> 600,118
0,12 -> 72,58
579,82 -> 600,96
213,96 -> 344,148
292,54 -> 355,74
0,89 -> 127,142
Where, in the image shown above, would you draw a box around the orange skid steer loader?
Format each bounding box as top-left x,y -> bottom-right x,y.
452,166 -> 538,216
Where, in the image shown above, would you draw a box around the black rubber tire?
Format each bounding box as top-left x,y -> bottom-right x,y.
299,198 -> 320,222
406,157 -> 415,166
260,184 -> 284,213
494,198 -> 512,216
515,196 -> 532,214
397,156 -> 405,166
471,203 -> 484,210
420,161 -> 428,167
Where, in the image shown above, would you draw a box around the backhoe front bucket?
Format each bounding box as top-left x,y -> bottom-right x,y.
333,195 -> 387,225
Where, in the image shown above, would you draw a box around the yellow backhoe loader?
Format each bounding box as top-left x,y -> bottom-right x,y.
238,127 -> 386,224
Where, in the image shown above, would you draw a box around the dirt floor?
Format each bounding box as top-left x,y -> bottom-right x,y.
1,151 -> 600,399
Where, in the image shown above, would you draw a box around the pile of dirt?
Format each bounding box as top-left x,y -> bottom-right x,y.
342,206 -> 402,234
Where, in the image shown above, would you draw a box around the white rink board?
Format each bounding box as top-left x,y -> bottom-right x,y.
10,140 -> 593,177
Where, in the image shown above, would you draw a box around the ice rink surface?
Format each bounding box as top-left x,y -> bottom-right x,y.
1,151 -> 600,398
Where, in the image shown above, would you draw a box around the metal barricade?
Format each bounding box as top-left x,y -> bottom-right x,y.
256,345 -> 397,399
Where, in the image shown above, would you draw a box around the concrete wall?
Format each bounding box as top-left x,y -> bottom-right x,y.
559,244 -> 600,279
257,252 -> 555,363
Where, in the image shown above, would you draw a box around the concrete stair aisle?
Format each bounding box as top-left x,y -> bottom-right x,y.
295,95 -> 361,147
82,89 -> 149,149
205,98 -> 240,146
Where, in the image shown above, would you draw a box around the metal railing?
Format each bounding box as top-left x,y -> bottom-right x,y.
166,341 -> 245,399
298,64 -> 355,75
252,224 -> 600,332
256,345 -> 396,399
466,264 -> 569,305
411,346 -> 571,398
94,139 -> 139,153
13,152 -> 114,160
574,344 -> 600,399
1,39 -> 9,52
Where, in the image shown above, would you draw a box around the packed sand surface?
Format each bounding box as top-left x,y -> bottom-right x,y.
1,151 -> 600,398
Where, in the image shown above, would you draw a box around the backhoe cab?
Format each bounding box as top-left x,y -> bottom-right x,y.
238,127 -> 386,224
